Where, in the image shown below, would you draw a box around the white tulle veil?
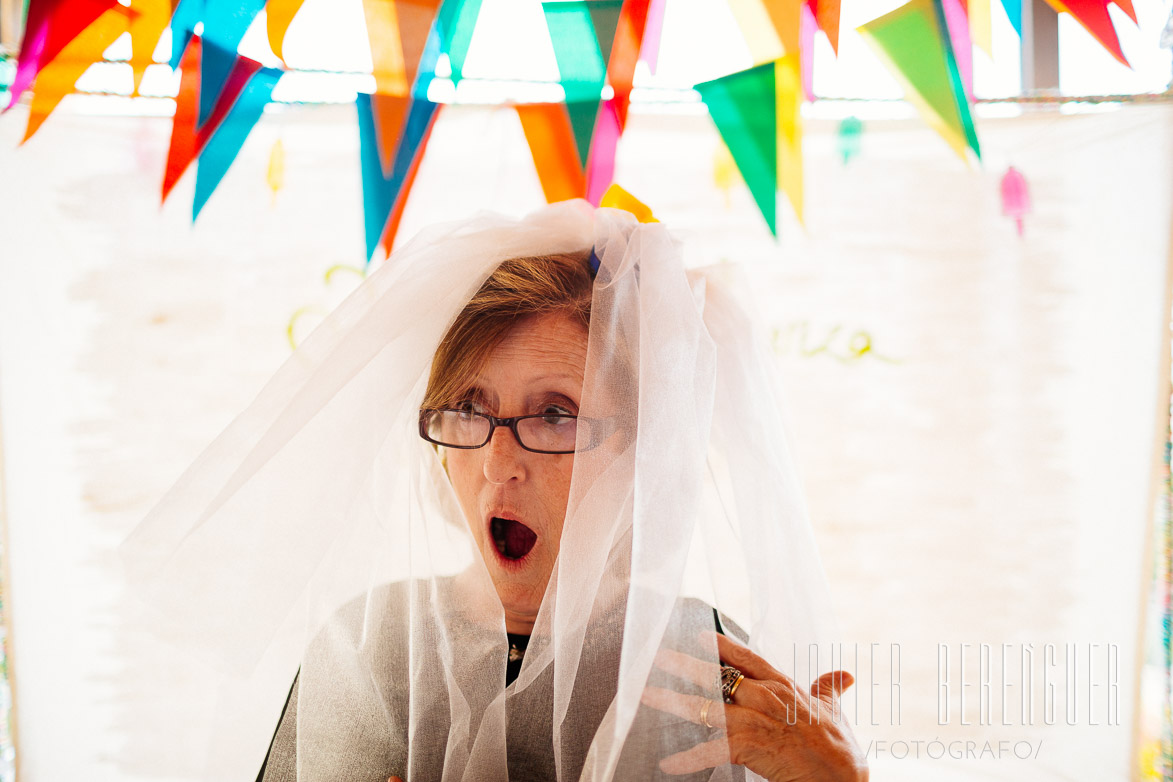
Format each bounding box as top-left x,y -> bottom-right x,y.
120,200 -> 839,781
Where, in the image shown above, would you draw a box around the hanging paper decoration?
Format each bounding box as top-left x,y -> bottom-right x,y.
196,0 -> 268,126
542,0 -> 621,168
1040,0 -> 1129,66
434,0 -> 485,85
169,0 -> 205,70
1000,165 -> 1031,236
857,0 -> 981,163
267,138 -> 286,203
775,54 -> 803,223
357,92 -> 441,261
193,64 -> 283,219
267,0 -> 310,64
128,0 -> 171,97
640,0 -> 668,74
607,0 -> 650,130
162,36 -> 262,202
800,3 -> 817,101
516,102 -> 587,203
968,0 -> 993,56
1000,0 -> 1023,35
585,98 -> 621,204
1113,0 -> 1137,25
5,0 -> 120,110
20,5 -> 131,142
599,183 -> 657,222
725,0 -> 798,63
695,61 -> 778,235
807,0 -> 841,54
941,0 -> 975,98
836,115 -> 862,165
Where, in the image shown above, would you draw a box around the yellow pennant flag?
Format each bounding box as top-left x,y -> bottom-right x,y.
775,54 -> 803,224
725,0 -> 802,62
23,6 -> 131,142
267,0 -> 309,64
968,0 -> 993,56
128,0 -> 169,97
364,0 -> 410,96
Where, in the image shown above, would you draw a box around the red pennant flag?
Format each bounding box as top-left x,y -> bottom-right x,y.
6,0 -> 119,109
162,37 -> 263,202
607,0 -> 651,130
1042,0 -> 1129,66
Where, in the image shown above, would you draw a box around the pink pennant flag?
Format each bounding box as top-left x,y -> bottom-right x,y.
1000,166 -> 1031,236
639,0 -> 668,75
586,98 -> 622,205
941,0 -> 975,99
800,2 -> 817,101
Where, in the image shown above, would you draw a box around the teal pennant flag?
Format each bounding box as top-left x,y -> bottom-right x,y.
542,0 -> 622,169
357,93 -> 441,261
193,64 -> 283,220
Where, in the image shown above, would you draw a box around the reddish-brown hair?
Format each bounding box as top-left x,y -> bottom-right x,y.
424,250 -> 594,409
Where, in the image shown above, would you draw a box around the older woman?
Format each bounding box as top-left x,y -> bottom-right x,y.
123,202 -> 866,782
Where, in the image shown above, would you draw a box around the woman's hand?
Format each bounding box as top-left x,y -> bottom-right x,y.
641,632 -> 868,781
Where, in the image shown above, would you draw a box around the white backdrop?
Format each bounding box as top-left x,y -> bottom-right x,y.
0,99 -> 1170,780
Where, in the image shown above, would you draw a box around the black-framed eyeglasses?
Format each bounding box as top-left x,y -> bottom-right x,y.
419,408 -> 616,454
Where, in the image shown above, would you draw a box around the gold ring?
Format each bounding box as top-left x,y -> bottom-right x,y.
720,665 -> 745,703
699,699 -> 714,728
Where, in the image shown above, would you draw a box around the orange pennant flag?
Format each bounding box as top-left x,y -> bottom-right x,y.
371,93 -> 411,175
516,103 -> 587,203
807,0 -> 840,54
22,5 -> 131,142
128,0 -> 169,96
377,104 -> 441,258
607,0 -> 651,130
267,0 -> 308,63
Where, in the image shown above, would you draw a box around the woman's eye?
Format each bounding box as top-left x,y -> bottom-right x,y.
454,400 -> 485,417
540,405 -> 575,422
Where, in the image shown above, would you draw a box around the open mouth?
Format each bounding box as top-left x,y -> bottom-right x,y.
490,516 -> 538,561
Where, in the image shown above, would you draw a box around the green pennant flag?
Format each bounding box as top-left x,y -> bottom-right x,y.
858,0 -> 980,162
543,0 -> 623,168
436,0 -> 484,85
695,62 -> 778,236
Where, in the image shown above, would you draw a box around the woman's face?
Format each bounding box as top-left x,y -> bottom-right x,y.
445,312 -> 587,635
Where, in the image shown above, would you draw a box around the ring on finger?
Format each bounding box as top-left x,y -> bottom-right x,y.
699,699 -> 715,728
720,665 -> 745,703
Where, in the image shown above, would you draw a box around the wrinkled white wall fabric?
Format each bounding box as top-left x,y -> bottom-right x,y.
0,102 -> 1169,781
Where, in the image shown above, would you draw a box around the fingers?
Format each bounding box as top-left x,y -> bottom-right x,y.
641,686 -> 726,729
810,670 -> 854,702
710,632 -> 785,683
658,738 -> 730,775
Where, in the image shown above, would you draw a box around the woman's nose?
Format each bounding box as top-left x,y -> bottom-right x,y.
482,424 -> 527,484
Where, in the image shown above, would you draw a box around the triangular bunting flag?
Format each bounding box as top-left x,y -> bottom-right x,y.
1041,0 -> 1129,66
193,64 -> 283,219
695,61 -> 778,235
607,0 -> 651,129
800,3 -> 817,101
267,0 -> 309,64
775,54 -> 803,224
639,0 -> 668,74
969,0 -> 993,55
587,2 -> 623,64
128,0 -> 170,97
162,37 -> 263,202
999,0 -> 1022,34
168,0 -> 204,70
1113,0 -> 1137,25
725,0 -> 787,62
21,4 -> 130,142
586,98 -> 621,205
542,0 -> 619,168
6,0 -> 119,110
858,0 -> 980,163
434,0 -> 484,84
942,0 -> 975,98
516,102 -> 586,204
197,0 -> 268,126
807,0 -> 841,54
357,92 -> 441,261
